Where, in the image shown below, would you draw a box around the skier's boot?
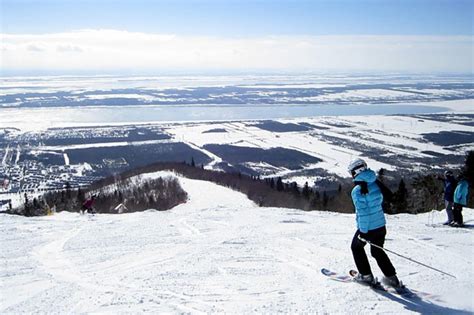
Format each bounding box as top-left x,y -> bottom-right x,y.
354,273 -> 376,285
383,275 -> 406,292
384,275 -> 399,286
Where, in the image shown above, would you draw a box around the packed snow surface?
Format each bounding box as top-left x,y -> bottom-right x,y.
1,173 -> 473,314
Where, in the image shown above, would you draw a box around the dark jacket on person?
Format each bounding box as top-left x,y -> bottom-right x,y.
444,176 -> 457,202
82,198 -> 95,209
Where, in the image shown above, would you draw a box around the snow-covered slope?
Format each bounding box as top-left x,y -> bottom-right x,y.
1,173 -> 473,314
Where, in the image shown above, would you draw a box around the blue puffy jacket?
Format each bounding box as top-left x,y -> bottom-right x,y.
454,179 -> 469,206
351,169 -> 386,233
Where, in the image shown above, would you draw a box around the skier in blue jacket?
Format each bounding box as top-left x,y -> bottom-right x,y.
348,158 -> 401,288
452,174 -> 469,227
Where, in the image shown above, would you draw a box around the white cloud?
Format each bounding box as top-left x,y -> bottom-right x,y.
1,30 -> 472,73
26,44 -> 46,52
56,44 -> 84,53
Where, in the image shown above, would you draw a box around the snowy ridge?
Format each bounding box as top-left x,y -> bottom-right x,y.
1,173 -> 473,313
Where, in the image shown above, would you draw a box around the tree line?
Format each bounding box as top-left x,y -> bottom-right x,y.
87,150 -> 474,214
9,176 -> 187,216
7,151 -> 473,216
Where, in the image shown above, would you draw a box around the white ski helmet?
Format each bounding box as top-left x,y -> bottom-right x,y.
348,158 -> 367,177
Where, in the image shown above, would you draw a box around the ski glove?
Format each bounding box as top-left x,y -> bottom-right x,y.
354,181 -> 369,195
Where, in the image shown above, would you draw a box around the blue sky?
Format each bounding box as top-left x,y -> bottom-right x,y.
2,0 -> 472,36
1,0 -> 473,74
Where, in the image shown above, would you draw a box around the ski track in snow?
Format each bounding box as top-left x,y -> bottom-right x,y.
1,173 -> 473,314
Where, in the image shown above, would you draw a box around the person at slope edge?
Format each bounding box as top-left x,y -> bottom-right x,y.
348,158 -> 402,289
437,170 -> 457,225
81,195 -> 96,214
452,173 -> 469,227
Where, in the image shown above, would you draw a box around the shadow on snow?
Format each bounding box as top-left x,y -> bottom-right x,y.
380,290 -> 470,314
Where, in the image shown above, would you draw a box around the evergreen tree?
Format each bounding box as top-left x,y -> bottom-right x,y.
276,177 -> 284,191
463,150 -> 474,206
302,182 -> 310,199
393,179 -> 408,213
412,175 -> 442,213
315,190 -> 320,200
65,182 -> 72,200
309,190 -> 320,209
24,193 -> 30,216
322,191 -> 329,210
77,187 -> 85,204
33,197 -> 39,213
463,150 -> 474,186
290,182 -> 299,195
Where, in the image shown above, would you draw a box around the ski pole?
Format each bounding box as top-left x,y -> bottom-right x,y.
358,235 -> 456,279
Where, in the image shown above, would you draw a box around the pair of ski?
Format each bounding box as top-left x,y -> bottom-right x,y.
425,223 -> 470,229
321,268 -> 442,302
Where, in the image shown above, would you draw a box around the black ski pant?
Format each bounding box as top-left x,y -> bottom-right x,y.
351,226 -> 396,277
453,203 -> 464,225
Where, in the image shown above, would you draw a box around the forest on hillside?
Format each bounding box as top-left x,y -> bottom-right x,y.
7,151 -> 473,217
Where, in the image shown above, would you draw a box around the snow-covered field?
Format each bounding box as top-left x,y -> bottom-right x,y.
164,110 -> 474,179
1,173 -> 473,314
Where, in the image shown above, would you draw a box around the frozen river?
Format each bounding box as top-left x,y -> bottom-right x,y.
0,101 -> 463,131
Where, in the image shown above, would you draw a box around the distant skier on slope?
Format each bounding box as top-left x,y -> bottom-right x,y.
347,158 -> 402,289
81,195 -> 96,214
452,173 -> 469,227
437,170 -> 457,225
